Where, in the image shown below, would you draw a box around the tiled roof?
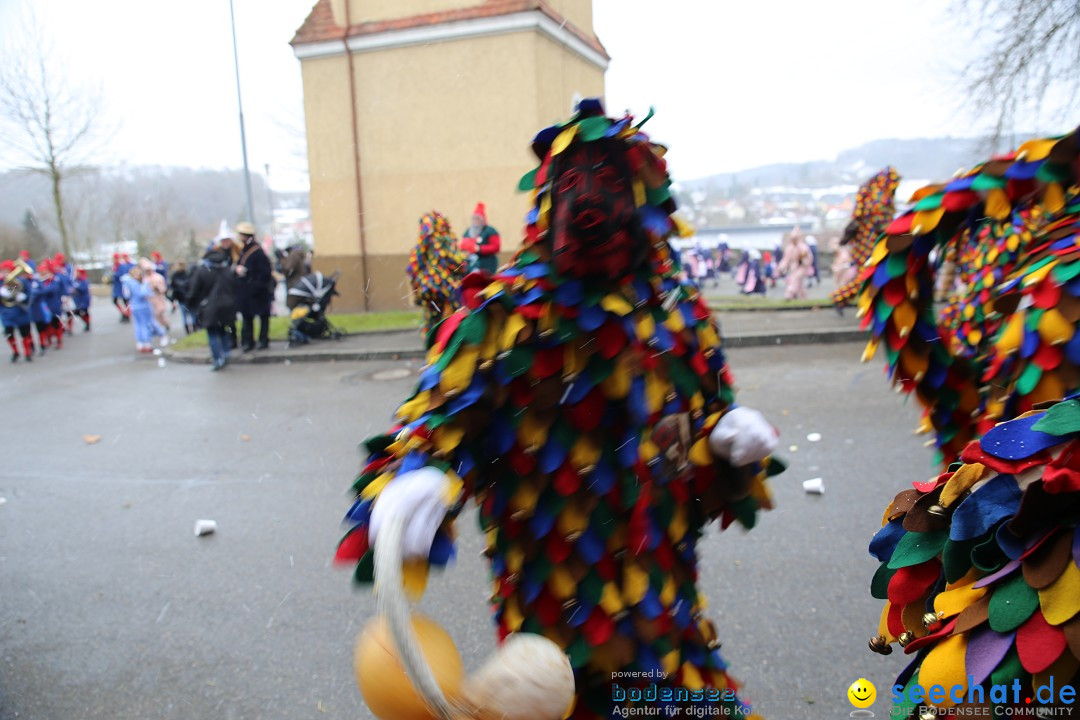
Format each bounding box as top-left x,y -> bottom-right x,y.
290,0 -> 608,59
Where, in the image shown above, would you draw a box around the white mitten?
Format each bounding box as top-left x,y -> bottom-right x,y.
707,406 -> 778,467
369,467 -> 457,560
0,286 -> 11,300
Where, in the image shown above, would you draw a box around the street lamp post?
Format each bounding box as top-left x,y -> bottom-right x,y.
229,0 -> 256,228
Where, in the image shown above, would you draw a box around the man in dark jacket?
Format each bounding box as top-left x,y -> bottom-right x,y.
186,248 -> 237,370
232,221 -> 273,351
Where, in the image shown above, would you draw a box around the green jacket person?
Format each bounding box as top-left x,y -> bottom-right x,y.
461,202 -> 501,274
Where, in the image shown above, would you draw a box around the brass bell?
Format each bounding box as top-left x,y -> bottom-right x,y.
918,710 -> 938,720
479,360 -> 494,371
868,635 -> 893,655
898,631 -> 915,647
927,504 -> 948,517
922,611 -> 944,630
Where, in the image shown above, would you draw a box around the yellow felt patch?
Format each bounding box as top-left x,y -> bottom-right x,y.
667,507 -> 688,544
510,482 -> 540,517
570,435 -> 601,472
940,463 -> 990,507
985,188 -> 1011,220
550,125 -> 577,156
689,438 -> 713,467
681,663 -> 704,691
499,314 -> 527,352
622,563 -> 649,605
934,580 -> 987,618
601,359 -> 632,400
360,472 -> 394,500
517,412 -> 550,451
644,374 -> 667,414
917,634 -> 968,708
913,207 -> 946,234
549,566 -> 576,600
1024,260 -> 1058,288
661,650 -> 680,676
402,560 -> 429,599
861,337 -> 879,363
601,294 -> 634,316
672,215 -> 695,238
440,346 -> 479,396
556,503 -> 589,537
1044,182 -> 1065,214
633,179 -> 646,208
1039,308 -> 1074,345
1039,560 -> 1080,625
397,392 -> 430,422
506,545 -> 525,575
663,312 -> 686,334
600,582 -> 625,616
503,596 -> 523,632
996,313 -> 1024,355
892,301 -> 916,336
660,577 -> 677,607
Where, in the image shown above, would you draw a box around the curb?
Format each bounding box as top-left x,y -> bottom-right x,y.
165,328 -> 865,365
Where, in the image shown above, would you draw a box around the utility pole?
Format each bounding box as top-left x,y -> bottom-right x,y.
264,163 -> 275,241
229,0 -> 256,228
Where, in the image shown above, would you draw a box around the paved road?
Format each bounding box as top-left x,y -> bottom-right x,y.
1,312 -> 927,719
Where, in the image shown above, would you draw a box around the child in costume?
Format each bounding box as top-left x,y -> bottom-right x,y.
338,101 -> 783,719
71,268 -> 91,332
111,253 -> 133,322
1,260 -> 35,363
865,129 -> 1080,716
29,260 -> 60,353
121,264 -> 166,353
407,211 -> 469,338
831,167 -> 900,310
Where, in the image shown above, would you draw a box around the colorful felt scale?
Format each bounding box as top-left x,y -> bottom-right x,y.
340,101 -> 783,720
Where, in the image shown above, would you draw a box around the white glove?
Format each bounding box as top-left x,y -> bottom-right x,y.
708,406 -> 778,467
16,292 -> 27,303
0,286 -> 11,300
369,467 -> 456,561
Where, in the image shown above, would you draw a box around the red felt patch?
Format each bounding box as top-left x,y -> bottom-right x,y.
434,309 -> 467,350
532,346 -> 564,379
942,190 -> 980,211
1043,441 -> 1080,494
902,617 -> 958,654
534,588 -> 562,627
1033,281 -> 1063,310
546,532 -> 573,564
554,463 -> 581,496
508,446 -> 537,476
882,279 -> 908,308
961,442 -> 1051,475
597,321 -> 627,360
595,553 -> 616,581
887,602 -> 907,638
1017,609 -> 1066,674
1033,343 -> 1064,371
887,214 -> 915,236
582,607 -> 615,646
567,388 -> 605,432
887,561 -> 942,605
333,527 -> 369,565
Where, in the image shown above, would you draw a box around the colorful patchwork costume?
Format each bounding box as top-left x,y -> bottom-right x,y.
338,100 -> 783,719
831,167 -> 901,308
864,130 -> 1080,716
407,211 -> 469,337
857,128 -> 1080,465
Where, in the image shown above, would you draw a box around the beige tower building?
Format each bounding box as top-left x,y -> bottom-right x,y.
291,0 -> 608,311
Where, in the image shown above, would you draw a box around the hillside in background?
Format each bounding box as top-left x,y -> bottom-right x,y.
0,167 -> 309,262
679,135 -> 1038,191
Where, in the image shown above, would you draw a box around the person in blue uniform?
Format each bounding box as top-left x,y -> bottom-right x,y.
1,260 -> 34,363
111,253 -> 133,322
72,268 -> 91,332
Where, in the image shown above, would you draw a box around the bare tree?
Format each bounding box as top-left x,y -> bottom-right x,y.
957,0 -> 1080,141
0,10 -> 110,257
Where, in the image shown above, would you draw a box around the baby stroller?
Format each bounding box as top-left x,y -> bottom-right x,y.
286,271 -> 344,347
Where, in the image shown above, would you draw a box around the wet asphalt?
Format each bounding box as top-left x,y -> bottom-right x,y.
0,308 -> 930,719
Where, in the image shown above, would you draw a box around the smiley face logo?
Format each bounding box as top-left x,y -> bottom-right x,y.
848,678 -> 876,708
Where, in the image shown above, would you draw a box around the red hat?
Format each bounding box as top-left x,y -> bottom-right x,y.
473,202 -> 486,222
0,260 -> 15,272
38,259 -> 52,273
18,250 -> 30,259
151,251 -> 162,260
54,252 -> 65,262
76,268 -> 87,279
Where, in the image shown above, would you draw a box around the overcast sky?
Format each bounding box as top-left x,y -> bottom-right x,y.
0,0 -> 1050,191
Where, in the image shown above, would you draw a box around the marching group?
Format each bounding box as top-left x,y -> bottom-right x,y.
0,221 -> 280,371
0,251 -> 92,363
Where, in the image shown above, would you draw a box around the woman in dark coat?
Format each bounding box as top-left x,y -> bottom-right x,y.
186,248 -> 237,370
